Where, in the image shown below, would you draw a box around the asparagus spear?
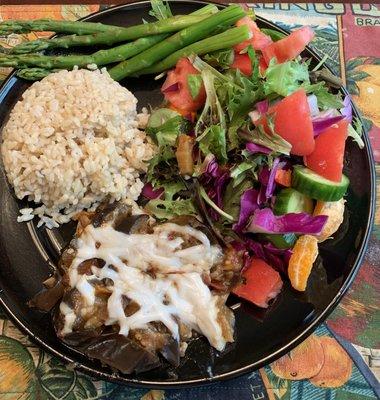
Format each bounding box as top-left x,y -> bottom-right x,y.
109,5 -> 246,81
0,34 -> 167,69
136,25 -> 250,76
7,4 -> 218,80
16,68 -> 60,80
0,19 -> 123,36
9,13 -> 215,55
0,4 -> 218,37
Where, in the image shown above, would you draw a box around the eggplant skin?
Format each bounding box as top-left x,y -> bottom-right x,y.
160,337 -> 180,367
85,333 -> 161,374
28,272 -> 64,312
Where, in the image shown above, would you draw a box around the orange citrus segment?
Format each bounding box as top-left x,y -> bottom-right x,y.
288,235 -> 318,291
313,199 -> 345,242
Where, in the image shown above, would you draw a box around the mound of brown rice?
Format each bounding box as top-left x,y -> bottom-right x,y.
1,68 -> 156,228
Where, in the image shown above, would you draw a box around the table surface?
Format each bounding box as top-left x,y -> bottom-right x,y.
0,3 -> 379,400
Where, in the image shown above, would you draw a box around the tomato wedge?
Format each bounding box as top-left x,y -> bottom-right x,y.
256,89 -> 315,156
233,258 -> 283,308
234,16 -> 273,53
262,26 -> 315,64
231,52 -> 252,76
259,55 -> 268,75
304,119 -> 349,182
231,53 -> 268,76
161,58 -> 206,112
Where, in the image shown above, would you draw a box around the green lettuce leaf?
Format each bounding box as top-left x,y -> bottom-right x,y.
264,59 -> 310,97
195,69 -> 227,162
305,82 -> 343,110
192,55 -> 263,151
242,125 -> 292,155
146,109 -> 191,147
187,74 -> 203,99
161,181 -> 186,201
149,0 -> 172,20
198,125 -> 227,163
146,145 -> 175,186
230,161 -> 257,187
203,48 -> 234,70
348,117 -> 365,149
223,178 -> 253,221
145,198 -> 196,219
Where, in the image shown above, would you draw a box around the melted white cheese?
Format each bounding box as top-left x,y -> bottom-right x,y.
61,222 -> 229,351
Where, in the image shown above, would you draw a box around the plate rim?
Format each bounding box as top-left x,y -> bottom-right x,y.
0,0 -> 376,388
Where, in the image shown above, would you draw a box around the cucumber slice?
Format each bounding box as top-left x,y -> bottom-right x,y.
274,188 -> 314,215
259,233 -> 297,249
292,165 -> 349,201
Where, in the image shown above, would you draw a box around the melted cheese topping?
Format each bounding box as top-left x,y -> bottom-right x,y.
60,222 -> 230,351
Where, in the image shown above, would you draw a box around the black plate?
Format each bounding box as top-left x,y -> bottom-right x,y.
0,1 -> 376,388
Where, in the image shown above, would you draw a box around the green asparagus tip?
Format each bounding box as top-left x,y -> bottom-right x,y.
16,67 -> 57,81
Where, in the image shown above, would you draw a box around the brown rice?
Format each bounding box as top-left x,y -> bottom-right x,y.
1,68 -> 156,228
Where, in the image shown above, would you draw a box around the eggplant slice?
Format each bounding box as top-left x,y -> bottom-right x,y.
32,200 -> 241,374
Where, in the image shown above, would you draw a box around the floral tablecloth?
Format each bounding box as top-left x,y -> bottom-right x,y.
0,3 -> 379,400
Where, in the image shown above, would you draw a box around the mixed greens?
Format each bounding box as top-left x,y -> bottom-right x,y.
138,3 -> 364,297
0,1 -> 365,300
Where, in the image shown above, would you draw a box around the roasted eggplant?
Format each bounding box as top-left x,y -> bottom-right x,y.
31,201 -> 241,374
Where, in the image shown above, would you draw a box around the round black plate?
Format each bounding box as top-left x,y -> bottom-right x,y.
0,1 -> 376,388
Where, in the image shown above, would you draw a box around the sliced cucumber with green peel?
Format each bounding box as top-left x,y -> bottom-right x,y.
274,188 -> 314,215
258,233 -> 298,249
292,165 -> 349,201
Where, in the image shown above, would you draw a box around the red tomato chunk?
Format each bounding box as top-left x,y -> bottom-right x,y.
233,258 -> 283,308
262,26 -> 315,64
304,119 -> 349,182
161,58 -> 206,112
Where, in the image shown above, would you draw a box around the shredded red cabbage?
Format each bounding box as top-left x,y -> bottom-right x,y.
246,208 -> 328,235
312,97 -> 352,137
200,155 -> 230,220
233,189 -> 259,232
246,142 -> 272,155
312,115 -> 344,136
340,95 -> 352,123
241,238 -> 292,274
142,183 -> 164,199
265,158 -> 281,199
256,99 -> 269,114
257,159 -> 282,201
161,82 -> 180,94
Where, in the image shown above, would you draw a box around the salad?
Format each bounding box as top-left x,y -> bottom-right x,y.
143,14 -> 364,303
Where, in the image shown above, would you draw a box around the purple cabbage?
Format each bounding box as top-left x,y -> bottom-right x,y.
312,115 -> 344,137
233,189 -> 259,232
200,155 -> 230,220
256,99 -> 269,114
265,158 -> 281,199
246,208 -> 328,235
142,183 -> 164,199
259,166 -> 270,186
312,96 -> 352,137
340,95 -> 352,123
257,159 -> 283,201
307,94 -> 319,116
243,238 -> 292,274
246,142 -> 272,155
161,82 -> 180,94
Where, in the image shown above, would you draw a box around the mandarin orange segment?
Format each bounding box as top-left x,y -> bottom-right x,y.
313,199 -> 345,242
288,235 -> 318,291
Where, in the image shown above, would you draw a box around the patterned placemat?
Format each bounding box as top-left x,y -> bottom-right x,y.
0,3 -> 379,399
